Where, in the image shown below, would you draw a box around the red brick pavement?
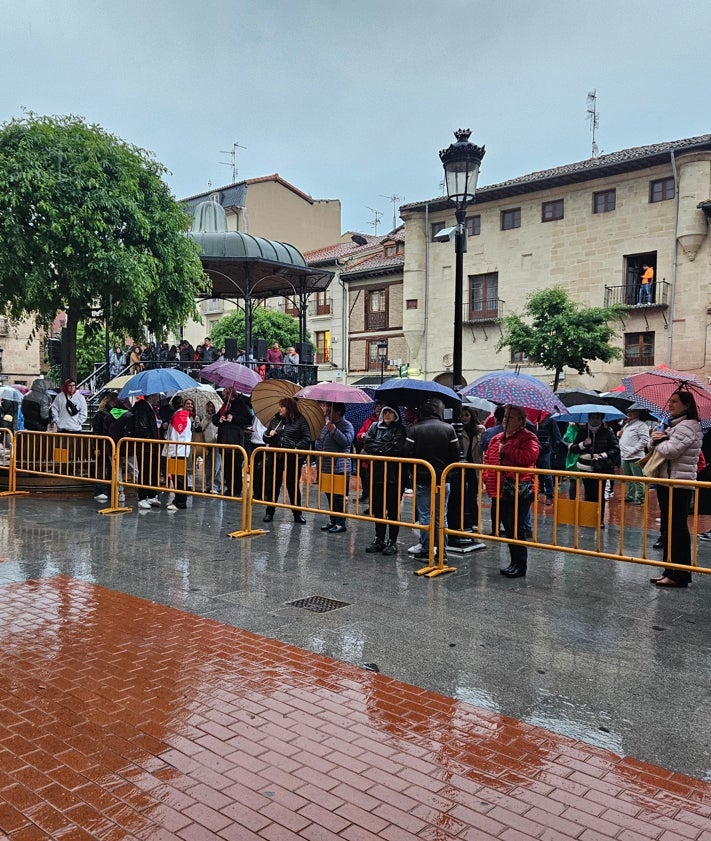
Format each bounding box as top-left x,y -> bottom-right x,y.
1,576 -> 710,840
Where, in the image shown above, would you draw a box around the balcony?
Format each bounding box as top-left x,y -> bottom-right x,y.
465,298 -> 504,323
316,302 -> 331,316
604,281 -> 670,309
366,311 -> 387,331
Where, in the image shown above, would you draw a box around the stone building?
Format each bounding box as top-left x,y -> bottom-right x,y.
399,133 -> 711,391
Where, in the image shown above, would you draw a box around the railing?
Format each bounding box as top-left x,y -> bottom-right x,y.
366,311 -> 387,331
465,298 -> 505,323
604,280 -> 670,308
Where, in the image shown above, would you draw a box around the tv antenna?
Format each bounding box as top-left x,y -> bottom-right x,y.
366,206 -> 383,236
220,141 -> 247,182
586,90 -> 600,158
379,194 -> 403,231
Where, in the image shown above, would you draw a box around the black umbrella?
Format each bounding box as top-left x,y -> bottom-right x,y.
554,388 -> 602,407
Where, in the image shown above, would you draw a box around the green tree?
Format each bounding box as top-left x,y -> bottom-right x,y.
211,308 -> 310,356
0,113 -> 209,379
496,287 -> 625,390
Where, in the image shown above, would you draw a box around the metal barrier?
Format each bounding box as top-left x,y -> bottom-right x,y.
0,428 -> 23,497
247,447 -> 438,558
14,430 -> 114,505
114,438 -> 250,534
440,462 -> 711,578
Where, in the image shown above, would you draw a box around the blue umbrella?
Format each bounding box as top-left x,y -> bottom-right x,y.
118,368 -> 197,399
374,378 -> 461,410
554,403 -> 626,423
345,387 -> 378,433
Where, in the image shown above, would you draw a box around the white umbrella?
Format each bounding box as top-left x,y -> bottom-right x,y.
175,384 -> 223,416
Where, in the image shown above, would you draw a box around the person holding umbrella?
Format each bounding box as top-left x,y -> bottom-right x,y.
482,405 -> 539,578
316,401 -> 354,533
648,390 -> 702,588
212,387 -> 253,498
568,412 -> 619,526
262,397 -> 310,524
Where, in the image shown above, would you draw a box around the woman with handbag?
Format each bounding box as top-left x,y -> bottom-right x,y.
648,390 -> 702,588
261,397 -> 310,524
482,405 -> 539,578
569,413 -> 619,526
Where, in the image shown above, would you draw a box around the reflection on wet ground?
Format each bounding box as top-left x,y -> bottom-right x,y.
1,492 -> 711,836
1,577 -> 710,839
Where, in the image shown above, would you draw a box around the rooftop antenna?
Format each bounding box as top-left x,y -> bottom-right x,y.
586,90 -> 600,158
380,194 -> 403,231
220,141 -> 247,182
366,206 -> 382,236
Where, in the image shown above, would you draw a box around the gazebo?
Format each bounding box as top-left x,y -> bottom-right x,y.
187,199 -> 334,354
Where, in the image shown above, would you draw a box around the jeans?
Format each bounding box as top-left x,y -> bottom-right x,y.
638,283 -> 652,304
536,451 -> 553,498
416,481 -> 450,551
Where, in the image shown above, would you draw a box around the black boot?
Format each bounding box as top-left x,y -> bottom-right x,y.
501,565 -> 526,578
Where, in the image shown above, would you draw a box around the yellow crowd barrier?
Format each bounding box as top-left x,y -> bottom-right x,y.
440,462 -> 711,578
115,438 -> 250,534
246,447 -> 438,557
0,428 -> 20,496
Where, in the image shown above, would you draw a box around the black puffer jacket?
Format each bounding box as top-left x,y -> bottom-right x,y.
263,413 -> 310,451
21,379 -> 52,431
362,408 -> 406,484
404,399 -> 461,483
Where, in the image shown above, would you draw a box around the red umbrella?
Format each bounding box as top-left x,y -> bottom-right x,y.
621,366 -> 711,429
295,382 -> 373,404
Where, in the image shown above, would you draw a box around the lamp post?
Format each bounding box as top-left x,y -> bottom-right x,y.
377,339 -> 388,384
439,128 -> 485,428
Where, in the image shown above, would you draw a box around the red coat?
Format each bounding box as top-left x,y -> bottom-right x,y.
482,428 -> 539,498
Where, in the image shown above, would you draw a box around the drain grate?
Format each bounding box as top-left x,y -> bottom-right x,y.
286,595 -> 350,613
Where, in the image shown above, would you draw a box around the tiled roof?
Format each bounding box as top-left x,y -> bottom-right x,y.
340,252 -> 404,277
304,235 -> 381,265
182,173 -> 319,205
402,133 -> 711,211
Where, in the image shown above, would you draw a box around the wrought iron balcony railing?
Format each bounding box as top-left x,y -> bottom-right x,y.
604,280 -> 670,309
465,298 -> 504,323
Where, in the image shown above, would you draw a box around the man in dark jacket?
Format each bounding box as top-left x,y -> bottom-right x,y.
404,397 -> 461,560
132,395 -> 161,510
21,379 -> 52,431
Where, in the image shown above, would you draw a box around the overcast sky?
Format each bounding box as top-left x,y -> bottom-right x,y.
2,1 -> 709,237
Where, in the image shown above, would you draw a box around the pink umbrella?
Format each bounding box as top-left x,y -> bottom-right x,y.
295,382 -> 373,404
201,360 -> 262,395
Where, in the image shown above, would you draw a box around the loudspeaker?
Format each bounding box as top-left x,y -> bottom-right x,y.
296,342 -> 314,365
224,338 -> 239,360
253,338 -> 267,361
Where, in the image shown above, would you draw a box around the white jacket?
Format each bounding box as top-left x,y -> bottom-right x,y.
619,419 -> 650,460
652,417 -> 702,482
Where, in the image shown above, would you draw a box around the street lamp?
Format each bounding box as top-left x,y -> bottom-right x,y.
377,339 -> 388,384
439,128 -> 486,419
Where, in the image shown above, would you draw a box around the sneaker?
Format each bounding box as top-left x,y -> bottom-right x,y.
365,539 -> 385,553
408,543 -> 423,555
382,541 -> 398,556
404,488 -> 413,496
94,494 -> 108,503
137,499 -> 152,510
165,493 -> 175,505
698,530 -> 711,541
148,497 -> 161,507
166,504 -> 178,512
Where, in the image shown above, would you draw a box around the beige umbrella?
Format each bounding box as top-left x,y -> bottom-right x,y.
103,374 -> 133,391
251,380 -> 324,441
175,385 -> 223,416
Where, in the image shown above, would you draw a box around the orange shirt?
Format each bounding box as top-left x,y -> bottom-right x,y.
641,267 -> 654,284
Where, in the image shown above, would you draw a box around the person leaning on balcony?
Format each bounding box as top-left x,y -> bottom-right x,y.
637,264 -> 654,304
283,347 -> 300,382
617,406 -> 650,504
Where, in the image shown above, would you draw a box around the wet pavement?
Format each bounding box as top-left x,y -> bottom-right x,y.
1,491 -> 711,838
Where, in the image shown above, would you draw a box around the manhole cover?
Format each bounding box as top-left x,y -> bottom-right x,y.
286,595 -> 350,613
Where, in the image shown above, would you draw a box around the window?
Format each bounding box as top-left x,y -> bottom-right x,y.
284,296 -> 298,316
315,290 -> 330,315
624,332 -> 654,367
465,215 -> 481,236
510,349 -> 529,364
431,221 -> 452,241
541,199 -> 564,222
501,208 -> 521,230
593,189 -> 616,213
366,289 -> 387,330
368,340 -> 388,370
315,331 -> 330,364
649,177 -> 674,203
624,252 -> 657,305
406,299 -> 418,310
468,272 -> 499,321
